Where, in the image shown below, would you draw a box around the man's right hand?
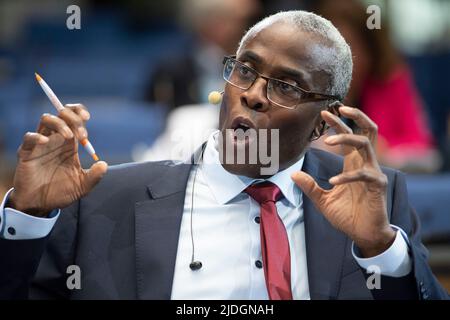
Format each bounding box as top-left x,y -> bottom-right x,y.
8,104 -> 108,217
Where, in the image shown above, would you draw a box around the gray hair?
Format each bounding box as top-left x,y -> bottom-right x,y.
237,10 -> 353,101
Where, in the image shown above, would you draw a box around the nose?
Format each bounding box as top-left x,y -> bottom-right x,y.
240,77 -> 270,112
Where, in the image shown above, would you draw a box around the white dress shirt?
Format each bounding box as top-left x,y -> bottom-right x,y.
0,131 -> 412,299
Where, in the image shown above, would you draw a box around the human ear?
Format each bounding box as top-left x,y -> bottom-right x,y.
309,100 -> 342,141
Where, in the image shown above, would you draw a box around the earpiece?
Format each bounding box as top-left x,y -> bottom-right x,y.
189,261 -> 203,270
188,143 -> 207,271
310,100 -> 343,141
328,100 -> 343,116
208,91 -> 223,105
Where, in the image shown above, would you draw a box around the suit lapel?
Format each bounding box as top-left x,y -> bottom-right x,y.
302,150 -> 349,300
135,162 -> 193,299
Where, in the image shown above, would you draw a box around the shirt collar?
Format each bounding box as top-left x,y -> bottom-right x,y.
201,131 -> 304,206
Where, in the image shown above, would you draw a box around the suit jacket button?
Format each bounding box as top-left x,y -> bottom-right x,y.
255,260 -> 263,269
7,227 -> 16,235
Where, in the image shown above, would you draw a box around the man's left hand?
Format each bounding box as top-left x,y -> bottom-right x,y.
292,106 -> 396,258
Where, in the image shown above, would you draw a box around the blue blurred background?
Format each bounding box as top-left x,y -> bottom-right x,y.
0,0 -> 449,289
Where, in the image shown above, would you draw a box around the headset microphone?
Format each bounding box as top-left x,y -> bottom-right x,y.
208,91 -> 223,105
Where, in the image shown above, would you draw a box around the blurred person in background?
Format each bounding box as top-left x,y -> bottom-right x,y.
136,0 -> 262,161
310,0 -> 440,173
144,0 -> 261,111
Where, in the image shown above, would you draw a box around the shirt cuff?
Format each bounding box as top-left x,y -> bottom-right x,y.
0,188 -> 60,240
352,225 -> 412,277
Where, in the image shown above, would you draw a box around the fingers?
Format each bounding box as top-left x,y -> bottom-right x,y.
38,113 -> 74,139
321,110 -> 353,135
83,161 -> 108,193
338,106 -> 378,145
36,103 -> 90,141
19,132 -> 50,153
291,171 -> 325,204
325,133 -> 370,149
325,134 -> 377,166
58,107 -> 88,140
65,103 -> 90,121
329,169 -> 387,187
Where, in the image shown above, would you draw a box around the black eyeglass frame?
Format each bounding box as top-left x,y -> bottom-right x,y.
222,55 -> 340,109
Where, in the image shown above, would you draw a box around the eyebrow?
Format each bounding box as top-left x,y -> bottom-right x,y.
277,67 -> 309,87
238,50 -> 310,89
239,50 -> 263,64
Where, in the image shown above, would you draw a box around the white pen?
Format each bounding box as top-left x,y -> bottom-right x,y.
35,72 -> 99,161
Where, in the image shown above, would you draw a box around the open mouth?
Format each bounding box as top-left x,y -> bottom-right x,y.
230,116 -> 255,132
228,116 -> 257,145
234,122 -> 251,132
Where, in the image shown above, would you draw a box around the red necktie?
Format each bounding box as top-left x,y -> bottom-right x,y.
245,182 -> 293,300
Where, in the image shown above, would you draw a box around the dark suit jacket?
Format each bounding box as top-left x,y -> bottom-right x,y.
0,148 -> 448,299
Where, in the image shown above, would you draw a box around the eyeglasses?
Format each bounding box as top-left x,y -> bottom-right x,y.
222,55 -> 339,110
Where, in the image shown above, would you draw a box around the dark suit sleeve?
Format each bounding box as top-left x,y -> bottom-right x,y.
370,170 -> 449,300
0,201 -> 79,300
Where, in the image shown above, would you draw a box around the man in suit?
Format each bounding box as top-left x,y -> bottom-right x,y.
0,10 -> 448,299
